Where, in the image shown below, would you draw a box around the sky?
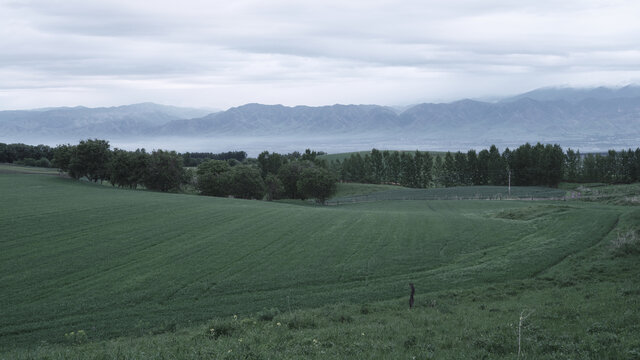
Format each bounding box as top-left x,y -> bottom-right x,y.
1,0 -> 640,110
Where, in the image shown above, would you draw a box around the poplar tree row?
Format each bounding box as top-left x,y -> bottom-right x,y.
565,148 -> 640,184
334,143 -> 566,188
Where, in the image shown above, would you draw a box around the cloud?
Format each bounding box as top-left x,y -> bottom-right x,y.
1,0 -> 640,109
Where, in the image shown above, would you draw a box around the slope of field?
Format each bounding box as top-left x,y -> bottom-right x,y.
1,174 -> 637,358
0,163 -> 60,175
331,182 -> 404,198
328,185 -> 567,204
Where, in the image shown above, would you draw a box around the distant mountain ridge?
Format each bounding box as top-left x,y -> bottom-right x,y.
0,103 -> 214,137
501,85 -> 640,103
1,86 -> 639,151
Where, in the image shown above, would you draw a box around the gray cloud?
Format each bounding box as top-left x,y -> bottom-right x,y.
1,0 -> 640,109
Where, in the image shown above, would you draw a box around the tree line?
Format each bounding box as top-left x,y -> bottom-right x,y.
42,139 -> 338,203
5,140 -> 639,195
334,143 -> 640,188
0,143 -> 54,167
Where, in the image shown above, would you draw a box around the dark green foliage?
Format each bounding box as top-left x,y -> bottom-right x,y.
487,144 -> 507,185
264,174 -> 284,201
565,148 -> 581,181
108,149 -> 149,189
68,139 -> 112,182
400,151 -> 417,187
257,151 -> 285,177
197,161 -> 265,199
301,149 -> 327,168
296,167 -> 337,204
332,143 -> 640,189
196,160 -> 232,196
277,160 -> 314,199
182,151 -> 247,167
0,143 -> 53,164
143,149 -> 186,192
52,144 -> 74,172
504,143 -> 564,187
442,152 -> 456,187
35,157 -> 51,168
15,157 -> 37,167
225,165 -> 265,199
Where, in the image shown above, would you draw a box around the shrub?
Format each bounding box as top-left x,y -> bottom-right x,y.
35,157 -> 51,168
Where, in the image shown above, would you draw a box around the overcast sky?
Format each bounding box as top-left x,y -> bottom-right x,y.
1,0 -> 640,110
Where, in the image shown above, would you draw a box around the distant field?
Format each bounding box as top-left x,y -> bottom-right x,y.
1,173 -> 639,358
0,163 -> 59,175
329,185 -> 567,204
332,182 -> 404,198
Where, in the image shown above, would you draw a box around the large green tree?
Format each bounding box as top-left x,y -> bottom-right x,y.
196,160 -> 231,196
144,150 -> 186,192
297,167 -> 337,204
278,161 -> 314,199
68,139 -> 112,182
225,165 -> 266,200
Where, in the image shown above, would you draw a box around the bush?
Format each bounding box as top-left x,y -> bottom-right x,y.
16,158 -> 37,167
35,157 -> 51,168
296,167 -> 337,204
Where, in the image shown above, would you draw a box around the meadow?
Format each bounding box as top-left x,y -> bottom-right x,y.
1,170 -> 639,358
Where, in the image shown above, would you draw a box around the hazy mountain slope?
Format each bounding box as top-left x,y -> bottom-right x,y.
0,103 -> 214,137
1,86 -> 639,151
159,103 -> 398,135
502,85 -> 640,103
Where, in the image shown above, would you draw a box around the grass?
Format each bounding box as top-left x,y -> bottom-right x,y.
0,163 -> 60,175
332,182 -> 404,198
574,183 -> 640,205
1,173 -> 639,358
328,185 -> 567,204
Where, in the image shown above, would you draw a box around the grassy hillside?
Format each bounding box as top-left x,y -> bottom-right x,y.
1,173 -> 639,358
331,182 -> 404,198
329,185 -> 567,204
0,163 -> 59,175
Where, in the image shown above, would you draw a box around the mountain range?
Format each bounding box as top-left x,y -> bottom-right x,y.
1,86 -> 639,151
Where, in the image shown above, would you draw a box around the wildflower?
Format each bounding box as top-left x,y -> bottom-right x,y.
233,314 -> 238,320
228,349 -> 232,353
276,322 -> 281,326
361,332 -> 365,336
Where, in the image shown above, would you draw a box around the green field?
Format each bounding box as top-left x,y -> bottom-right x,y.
1,173 -> 639,358
0,163 -> 60,175
329,184 -> 567,204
